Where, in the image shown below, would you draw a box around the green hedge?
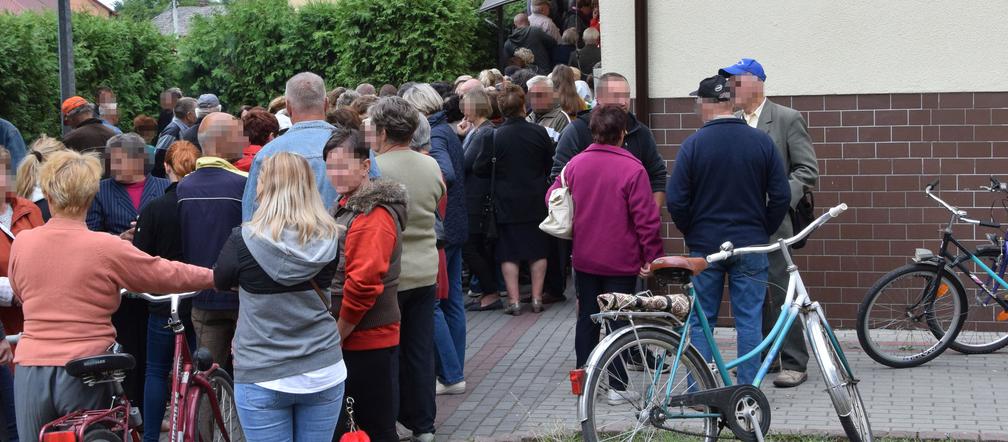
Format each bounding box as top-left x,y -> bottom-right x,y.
0,12 -> 177,141
179,0 -> 484,107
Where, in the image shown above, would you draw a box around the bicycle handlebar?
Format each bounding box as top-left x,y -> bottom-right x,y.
120,289 -> 199,303
926,180 -> 1002,229
705,203 -> 848,263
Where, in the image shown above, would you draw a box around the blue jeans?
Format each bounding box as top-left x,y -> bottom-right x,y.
143,313 -> 196,442
234,382 -> 344,442
433,246 -> 466,384
688,251 -> 767,385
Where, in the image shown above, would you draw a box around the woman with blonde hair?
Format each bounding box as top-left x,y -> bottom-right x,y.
9,149 -> 214,440
214,151 -> 346,441
478,69 -> 504,89
15,135 -> 67,221
550,64 -> 588,118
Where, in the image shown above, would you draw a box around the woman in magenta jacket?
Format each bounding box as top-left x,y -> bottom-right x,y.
546,105 -> 664,402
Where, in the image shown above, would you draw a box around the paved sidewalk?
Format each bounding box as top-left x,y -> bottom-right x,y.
435,290 -> 1008,441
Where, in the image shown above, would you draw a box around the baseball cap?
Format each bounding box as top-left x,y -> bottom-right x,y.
718,58 -> 766,82
690,75 -> 732,102
197,93 -> 221,110
61,96 -> 89,115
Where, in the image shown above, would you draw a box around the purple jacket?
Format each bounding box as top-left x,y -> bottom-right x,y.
548,143 -> 664,276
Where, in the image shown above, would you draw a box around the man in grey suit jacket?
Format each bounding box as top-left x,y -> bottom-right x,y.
720,58 -> 819,387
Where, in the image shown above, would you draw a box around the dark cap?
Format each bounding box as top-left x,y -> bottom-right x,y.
197,93 -> 221,110
690,75 -> 731,102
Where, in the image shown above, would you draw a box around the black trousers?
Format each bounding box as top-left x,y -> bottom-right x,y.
397,286 -> 436,434
461,232 -> 497,295
335,346 -> 400,442
544,237 -> 571,298
112,297 -> 148,409
574,272 -> 637,368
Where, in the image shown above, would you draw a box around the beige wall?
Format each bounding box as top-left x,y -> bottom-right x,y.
599,0 -> 1008,98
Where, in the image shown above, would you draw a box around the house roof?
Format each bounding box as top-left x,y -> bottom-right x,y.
0,0 -> 114,15
151,5 -> 222,36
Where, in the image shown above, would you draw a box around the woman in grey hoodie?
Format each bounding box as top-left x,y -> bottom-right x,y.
214,152 -> 345,442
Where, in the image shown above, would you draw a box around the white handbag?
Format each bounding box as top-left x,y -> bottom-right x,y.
539,165 -> 574,239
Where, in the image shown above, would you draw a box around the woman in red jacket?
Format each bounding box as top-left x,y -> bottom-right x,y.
0,145 -> 43,440
325,127 -> 407,442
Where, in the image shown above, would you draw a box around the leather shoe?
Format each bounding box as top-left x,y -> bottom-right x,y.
773,369 -> 807,388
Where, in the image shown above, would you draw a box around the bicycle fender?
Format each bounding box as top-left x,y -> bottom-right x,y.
577,323 -> 695,423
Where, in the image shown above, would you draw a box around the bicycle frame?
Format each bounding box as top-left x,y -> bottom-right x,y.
137,292 -> 233,442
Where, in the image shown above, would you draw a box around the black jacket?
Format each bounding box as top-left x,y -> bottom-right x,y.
553,109 -> 668,193
504,27 -> 556,74
132,183 -> 190,316
568,46 -> 601,80
463,121 -> 495,230
475,117 -> 554,225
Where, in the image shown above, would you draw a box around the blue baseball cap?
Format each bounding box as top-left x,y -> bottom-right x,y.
718,58 -> 766,82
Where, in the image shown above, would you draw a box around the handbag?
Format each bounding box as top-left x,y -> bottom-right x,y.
539,164 -> 574,239
789,190 -> 815,249
338,397 -> 370,442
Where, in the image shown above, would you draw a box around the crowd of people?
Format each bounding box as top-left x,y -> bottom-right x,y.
0,2 -> 819,437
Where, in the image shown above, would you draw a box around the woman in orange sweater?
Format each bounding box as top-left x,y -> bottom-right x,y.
7,150 -> 215,441
325,127 -> 406,442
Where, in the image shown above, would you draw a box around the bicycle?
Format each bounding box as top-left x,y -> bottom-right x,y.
951,175 -> 1008,354
573,203 -> 872,442
857,179 -> 1008,368
39,290 -> 244,442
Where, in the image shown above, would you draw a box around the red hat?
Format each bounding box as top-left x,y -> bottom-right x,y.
61,96 -> 89,115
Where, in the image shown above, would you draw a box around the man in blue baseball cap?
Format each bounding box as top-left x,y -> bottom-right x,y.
719,57 -> 819,388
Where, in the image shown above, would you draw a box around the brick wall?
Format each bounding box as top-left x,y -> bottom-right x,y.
647,92 -> 1008,328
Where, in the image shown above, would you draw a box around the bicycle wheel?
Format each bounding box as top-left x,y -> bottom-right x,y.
581,327 -> 719,442
194,370 -> 245,442
806,309 -> 873,442
946,248 -> 1008,354
857,262 -> 966,368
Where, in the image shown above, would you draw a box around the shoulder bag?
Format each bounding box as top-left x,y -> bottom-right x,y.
539,164 -> 574,239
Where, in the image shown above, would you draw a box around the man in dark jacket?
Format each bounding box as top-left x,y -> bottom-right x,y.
61,96 -> 116,153
181,94 -> 222,150
152,97 -> 198,178
177,112 -> 248,372
666,75 -> 790,386
568,27 -> 601,80
553,72 -> 667,206
504,13 -> 556,74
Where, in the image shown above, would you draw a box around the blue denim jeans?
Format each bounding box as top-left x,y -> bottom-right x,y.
688,251 -> 768,385
434,246 -> 466,385
234,382 -> 344,442
143,313 -> 196,442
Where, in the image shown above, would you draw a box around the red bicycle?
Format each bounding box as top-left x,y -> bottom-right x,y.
39,291 -> 244,442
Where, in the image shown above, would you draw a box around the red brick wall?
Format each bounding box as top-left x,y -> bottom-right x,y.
647,92 -> 1008,328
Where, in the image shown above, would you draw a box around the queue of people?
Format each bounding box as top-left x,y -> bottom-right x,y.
0,50 -> 819,441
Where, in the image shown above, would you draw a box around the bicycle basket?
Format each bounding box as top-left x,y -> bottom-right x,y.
597,291 -> 692,322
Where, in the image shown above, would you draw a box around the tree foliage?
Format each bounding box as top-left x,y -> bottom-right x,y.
0,12 -> 178,140
178,0 -> 483,106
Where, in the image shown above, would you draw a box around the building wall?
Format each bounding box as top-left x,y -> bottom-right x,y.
599,0 -> 1008,98
70,0 -> 112,16
649,92 -> 1008,328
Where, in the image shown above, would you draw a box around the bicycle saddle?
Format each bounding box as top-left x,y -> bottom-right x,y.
652,256 -> 708,277
65,353 -> 135,379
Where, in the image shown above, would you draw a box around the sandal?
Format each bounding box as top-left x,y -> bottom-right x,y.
503,303 -> 522,316
531,300 -> 544,313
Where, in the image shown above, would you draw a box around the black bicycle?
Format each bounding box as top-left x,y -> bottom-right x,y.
857,179 -> 1008,368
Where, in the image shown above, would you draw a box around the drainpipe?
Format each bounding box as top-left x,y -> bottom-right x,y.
633,0 -> 648,119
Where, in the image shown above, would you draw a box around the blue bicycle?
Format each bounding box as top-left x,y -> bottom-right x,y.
574,203 -> 872,441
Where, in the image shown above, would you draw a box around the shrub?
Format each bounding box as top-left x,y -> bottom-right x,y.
0,12 -> 178,141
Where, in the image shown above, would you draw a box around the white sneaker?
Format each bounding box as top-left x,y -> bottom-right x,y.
436,380 -> 466,395
606,389 -> 640,405
396,422 -> 412,441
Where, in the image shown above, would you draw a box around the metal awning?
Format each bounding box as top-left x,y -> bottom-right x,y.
478,0 -> 522,12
